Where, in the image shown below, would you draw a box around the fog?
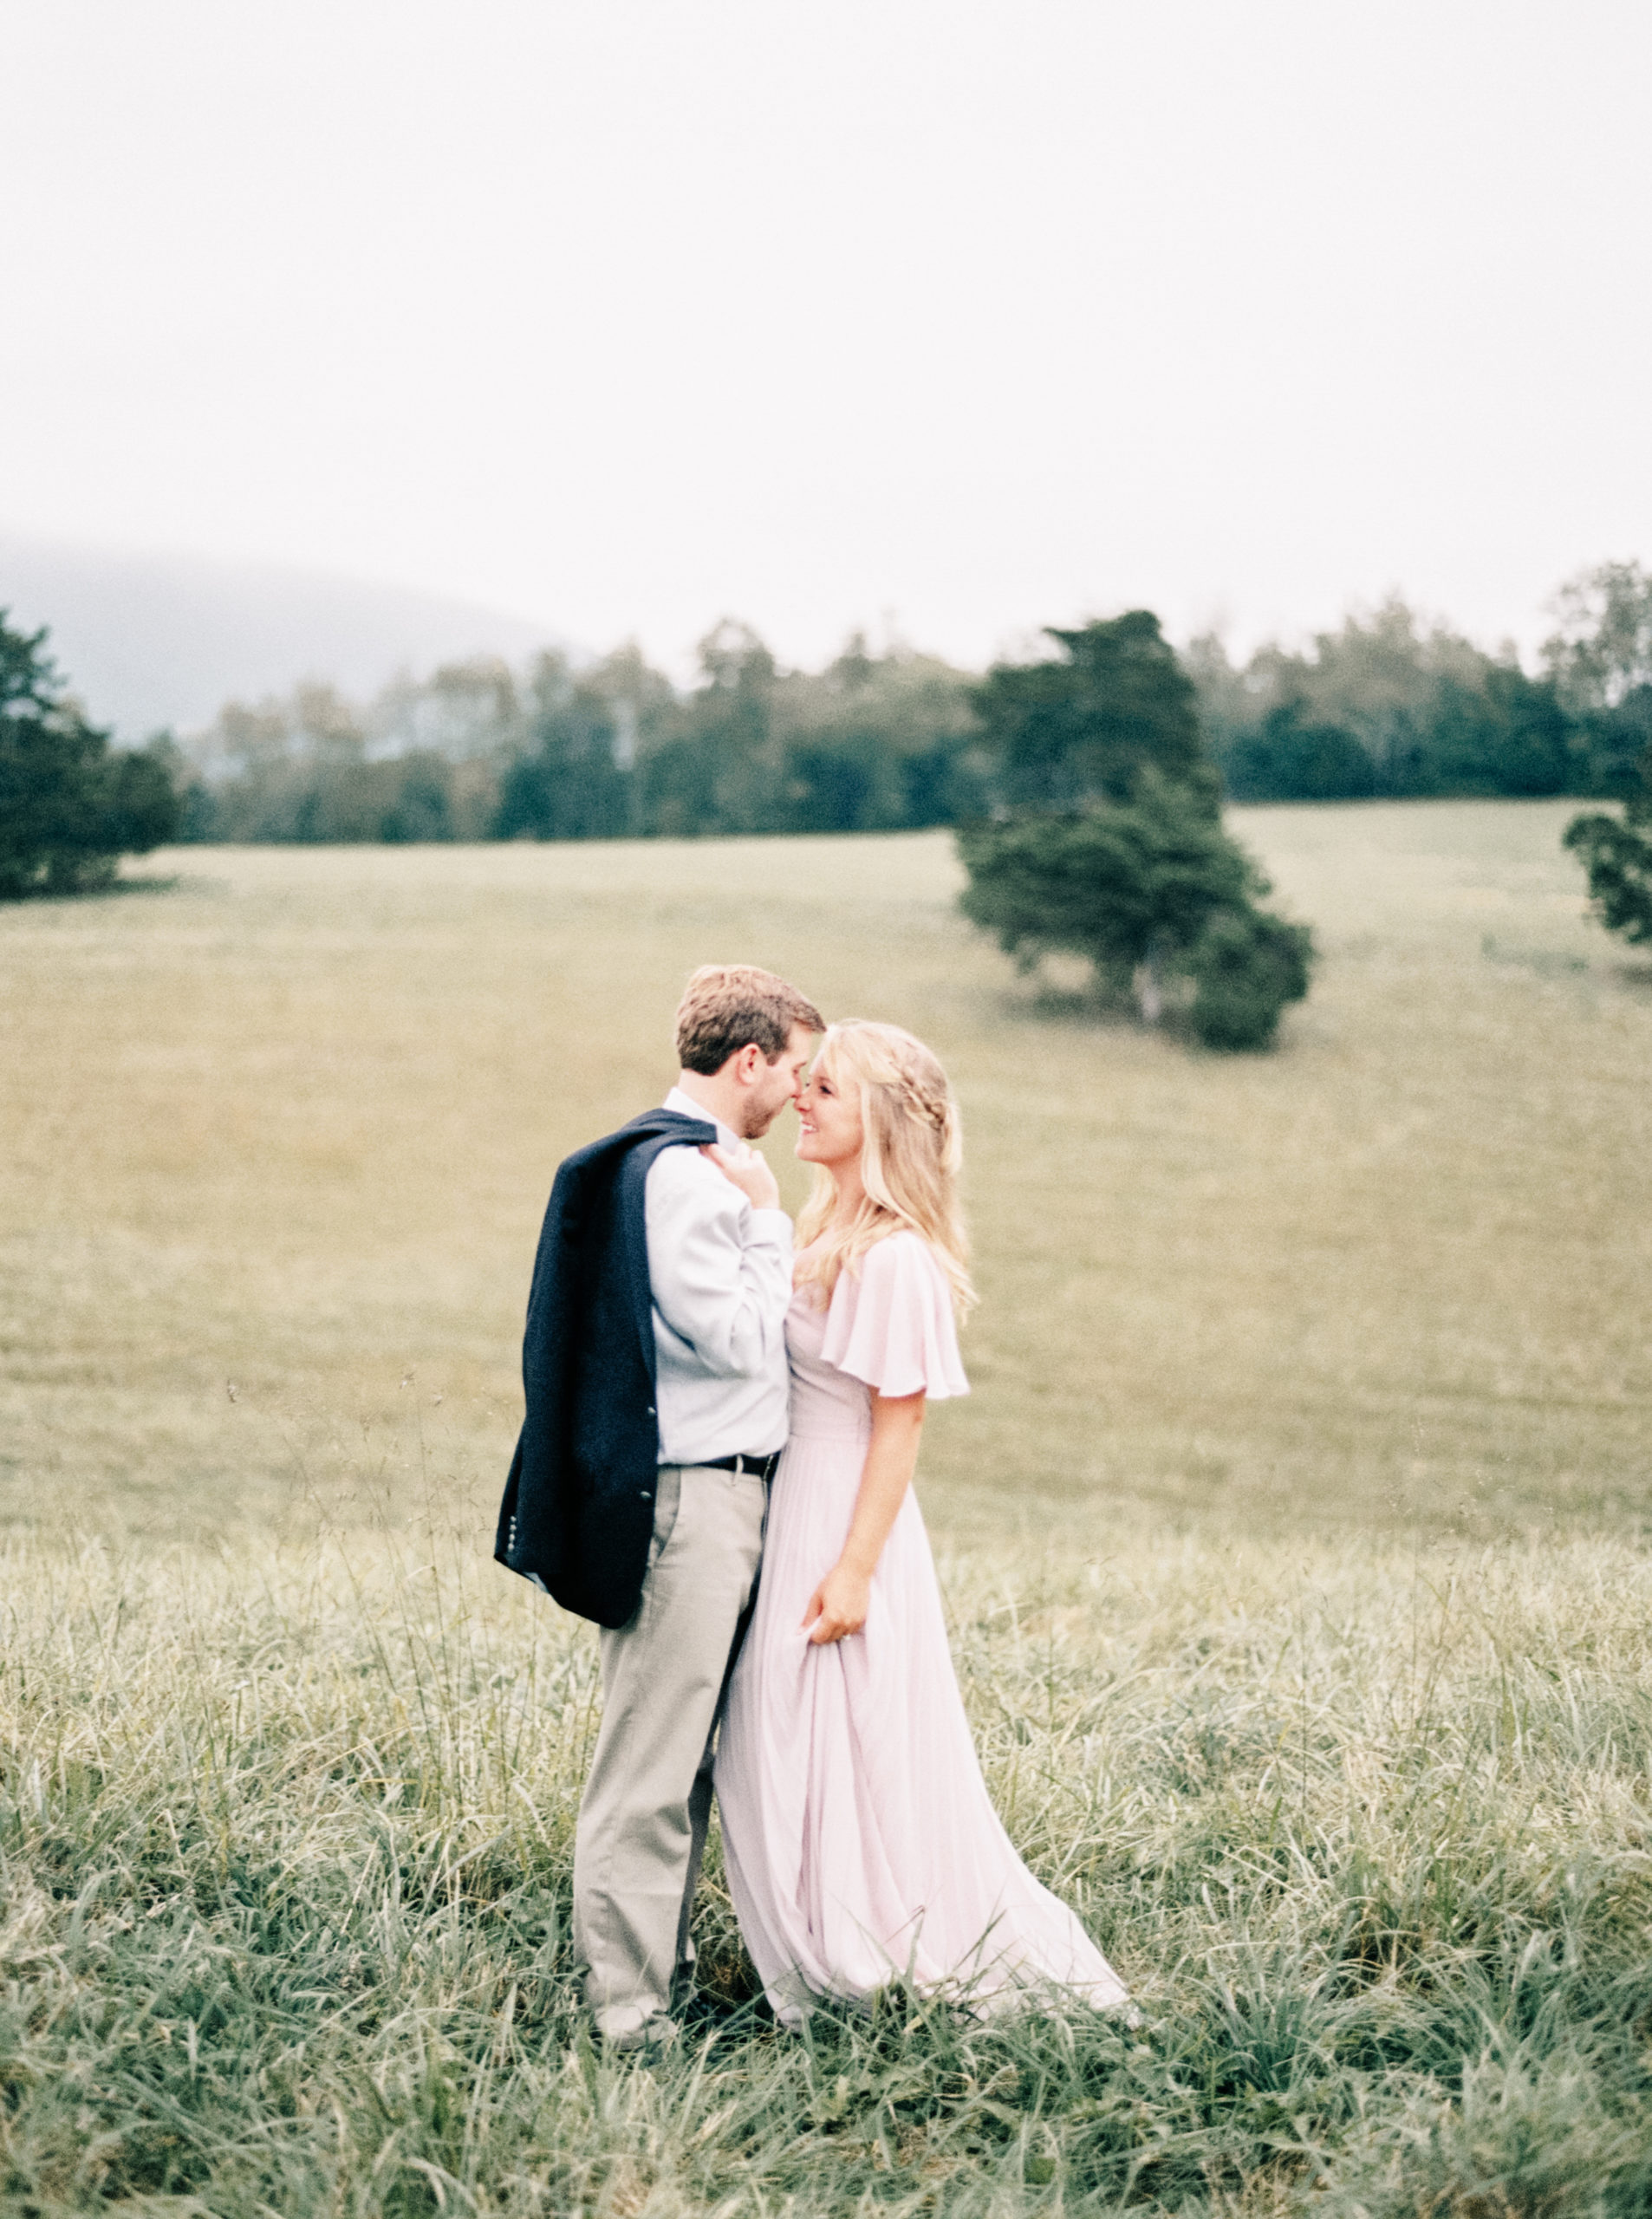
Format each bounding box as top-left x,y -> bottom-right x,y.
5,0 -> 1649,679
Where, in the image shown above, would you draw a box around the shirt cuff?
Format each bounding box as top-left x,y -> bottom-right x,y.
747,1207 -> 794,1247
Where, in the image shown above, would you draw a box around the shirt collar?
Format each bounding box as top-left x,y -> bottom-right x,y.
664,1083 -> 739,1151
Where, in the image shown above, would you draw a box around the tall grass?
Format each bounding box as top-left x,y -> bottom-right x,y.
4,809 -> 1651,2210
5,1497 -> 1652,2215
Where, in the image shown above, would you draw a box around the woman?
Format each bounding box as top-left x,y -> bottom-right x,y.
711,1020 -> 1129,2028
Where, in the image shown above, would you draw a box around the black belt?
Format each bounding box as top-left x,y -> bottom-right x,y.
695,1450 -> 782,1482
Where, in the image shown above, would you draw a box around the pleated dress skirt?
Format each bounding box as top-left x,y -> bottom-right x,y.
713,1235 -> 1129,2028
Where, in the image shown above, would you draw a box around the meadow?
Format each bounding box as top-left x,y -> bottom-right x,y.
2,805 -> 1650,2215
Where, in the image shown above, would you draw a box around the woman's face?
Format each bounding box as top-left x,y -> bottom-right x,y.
796,1057 -> 863,1172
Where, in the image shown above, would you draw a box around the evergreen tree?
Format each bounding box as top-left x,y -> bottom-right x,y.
1563,718 -> 1652,947
0,612 -> 179,898
975,609 -> 1214,809
957,614 -> 1313,1050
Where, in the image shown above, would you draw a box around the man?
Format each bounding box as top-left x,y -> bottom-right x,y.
496,963 -> 823,2046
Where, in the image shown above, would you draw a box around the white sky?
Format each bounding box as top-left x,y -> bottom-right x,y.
5,0 -> 1650,675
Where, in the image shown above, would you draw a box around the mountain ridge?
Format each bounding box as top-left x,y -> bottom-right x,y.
0,535 -> 563,739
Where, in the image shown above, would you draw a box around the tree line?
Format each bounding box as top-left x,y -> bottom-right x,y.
3,563 -> 1649,1046
1192,564 -> 1652,805
144,560 -> 1652,848
163,624 -> 988,848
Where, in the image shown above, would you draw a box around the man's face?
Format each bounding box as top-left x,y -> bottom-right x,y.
739,1025 -> 816,1139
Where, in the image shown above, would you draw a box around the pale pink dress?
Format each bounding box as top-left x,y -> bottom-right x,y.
715,1231 -> 1130,2028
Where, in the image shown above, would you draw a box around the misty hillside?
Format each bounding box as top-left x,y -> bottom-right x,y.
0,536 -> 561,739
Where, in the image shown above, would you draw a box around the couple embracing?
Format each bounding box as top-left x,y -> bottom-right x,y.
497,965 -> 1128,2045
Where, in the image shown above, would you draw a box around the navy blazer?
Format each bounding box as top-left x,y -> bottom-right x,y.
494,1108 -> 716,1627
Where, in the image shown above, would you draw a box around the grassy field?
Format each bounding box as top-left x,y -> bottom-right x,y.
3,805 -> 1651,2214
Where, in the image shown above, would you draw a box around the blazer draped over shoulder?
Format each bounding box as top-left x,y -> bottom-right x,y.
494,1108 -> 715,1627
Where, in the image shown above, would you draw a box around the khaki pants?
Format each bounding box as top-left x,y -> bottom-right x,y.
573,1461 -> 768,2040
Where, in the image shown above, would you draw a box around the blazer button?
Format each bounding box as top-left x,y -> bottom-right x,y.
647,1405 -> 656,1417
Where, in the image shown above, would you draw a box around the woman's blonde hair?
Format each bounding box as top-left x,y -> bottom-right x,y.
794,1020 -> 976,1316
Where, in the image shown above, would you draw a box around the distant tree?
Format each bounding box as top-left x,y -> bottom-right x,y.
142,734 -> 218,840
1544,563 -> 1652,800
1572,684 -> 1652,803
771,633 -> 984,832
168,625 -> 985,847
180,670 -> 506,841
638,620 -> 779,837
958,615 -> 1313,1049
1180,631 -> 1256,765
493,650 -> 633,840
0,611 -> 179,897
1221,700 -> 1377,802
1194,598 -> 1581,801
1428,666 -> 1576,797
376,753 -> 458,843
1543,561 -> 1652,711
383,658 -> 525,762
1563,719 -> 1652,947
1215,599 -> 1473,794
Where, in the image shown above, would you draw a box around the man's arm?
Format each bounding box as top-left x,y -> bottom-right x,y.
644,1148 -> 792,1378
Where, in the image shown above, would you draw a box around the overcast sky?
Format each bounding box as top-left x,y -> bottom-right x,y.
5,0 -> 1650,676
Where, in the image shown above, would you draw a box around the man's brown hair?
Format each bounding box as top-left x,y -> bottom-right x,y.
674,965 -> 824,1075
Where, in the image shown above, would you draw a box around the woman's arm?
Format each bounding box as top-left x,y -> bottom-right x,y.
803,1389 -> 926,1644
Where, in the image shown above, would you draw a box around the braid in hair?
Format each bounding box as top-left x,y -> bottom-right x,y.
794,1020 -> 974,1313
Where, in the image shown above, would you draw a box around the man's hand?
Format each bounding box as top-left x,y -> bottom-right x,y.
699,1141 -> 781,1213
803,1559 -> 872,1644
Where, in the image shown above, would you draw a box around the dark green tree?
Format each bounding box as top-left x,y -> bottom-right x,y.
975,608 -> 1214,809
771,633 -> 985,833
637,621 -> 780,837
957,613 -> 1313,1050
1573,684 -> 1652,802
1186,908 -> 1316,1051
1563,714 -> 1652,947
1426,667 -> 1576,797
376,753 -> 459,843
1221,700 -> 1378,802
1194,600 -> 1584,801
958,772 -> 1254,992
493,651 -> 631,841
0,612 -> 179,898
1543,561 -> 1652,799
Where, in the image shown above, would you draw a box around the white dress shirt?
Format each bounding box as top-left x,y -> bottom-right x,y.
644,1086 -> 794,1466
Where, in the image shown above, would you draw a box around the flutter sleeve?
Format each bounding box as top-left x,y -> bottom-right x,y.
819,1231 -> 970,1400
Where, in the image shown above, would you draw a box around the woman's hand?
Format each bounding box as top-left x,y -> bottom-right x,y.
699,1142 -> 781,1213
803,1559 -> 872,1644
803,1391 -> 925,1646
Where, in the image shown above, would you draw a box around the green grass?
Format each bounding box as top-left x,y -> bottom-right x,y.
6,1520 -> 1652,2214
3,805 -> 1651,2213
